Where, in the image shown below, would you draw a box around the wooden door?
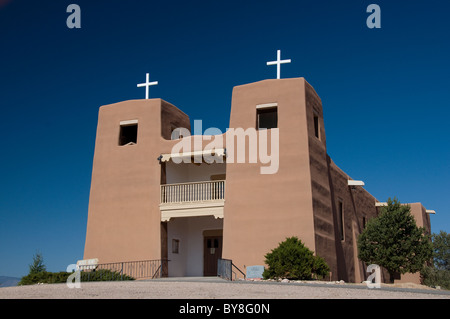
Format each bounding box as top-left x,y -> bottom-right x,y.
203,236 -> 223,276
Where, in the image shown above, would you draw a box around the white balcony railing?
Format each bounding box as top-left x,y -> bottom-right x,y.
160,180 -> 225,205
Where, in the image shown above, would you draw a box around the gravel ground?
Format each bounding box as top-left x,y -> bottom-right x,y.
0,278 -> 449,299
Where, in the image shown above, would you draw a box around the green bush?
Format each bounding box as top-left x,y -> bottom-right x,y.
312,255 -> 330,279
80,269 -> 134,282
19,269 -> 134,285
263,237 -> 330,280
19,271 -> 70,285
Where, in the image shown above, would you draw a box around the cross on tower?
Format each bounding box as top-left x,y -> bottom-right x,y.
137,73 -> 158,99
266,50 -> 291,79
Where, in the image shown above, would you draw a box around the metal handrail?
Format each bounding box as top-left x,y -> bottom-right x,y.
218,258 -> 246,281
82,259 -> 169,281
232,262 -> 246,280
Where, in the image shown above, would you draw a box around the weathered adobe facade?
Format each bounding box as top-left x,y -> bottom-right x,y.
83,78 -> 432,283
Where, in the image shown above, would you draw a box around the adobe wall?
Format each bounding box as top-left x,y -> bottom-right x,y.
303,80 -> 383,282
409,203 -> 431,233
84,99 -> 190,264
222,77 -> 386,282
303,81 -> 339,280
222,78 -> 316,275
323,161 -> 431,284
325,159 -> 382,282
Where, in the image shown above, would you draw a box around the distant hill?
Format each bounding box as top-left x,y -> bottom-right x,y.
0,276 -> 20,287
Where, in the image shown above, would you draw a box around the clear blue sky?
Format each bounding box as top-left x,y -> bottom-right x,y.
0,0 -> 449,278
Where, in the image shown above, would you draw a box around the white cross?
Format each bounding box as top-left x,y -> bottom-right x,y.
266,50 -> 291,79
137,73 -> 158,99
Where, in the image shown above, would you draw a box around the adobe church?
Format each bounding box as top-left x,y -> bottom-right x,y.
83,55 -> 434,283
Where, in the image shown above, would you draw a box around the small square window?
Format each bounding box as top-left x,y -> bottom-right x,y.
257,107 -> 277,130
119,123 -> 138,146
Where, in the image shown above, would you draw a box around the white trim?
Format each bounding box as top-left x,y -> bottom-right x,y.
120,119 -> 138,126
160,201 -> 225,222
426,210 -> 436,214
375,202 -> 387,207
160,148 -> 226,162
348,180 -> 365,186
256,102 -> 278,109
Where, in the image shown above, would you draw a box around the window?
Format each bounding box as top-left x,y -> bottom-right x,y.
313,114 -> 320,139
207,239 -> 219,249
257,107 -> 278,130
338,201 -> 344,241
172,239 -> 180,254
119,120 -> 138,146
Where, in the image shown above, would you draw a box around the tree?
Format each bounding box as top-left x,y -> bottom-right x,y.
422,231 -> 450,289
28,252 -> 46,274
263,236 -> 330,280
357,198 -> 433,282
432,230 -> 450,270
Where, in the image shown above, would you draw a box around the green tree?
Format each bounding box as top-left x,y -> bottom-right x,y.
357,198 -> 433,282
263,236 -> 330,280
28,252 -> 46,274
422,231 -> 450,289
431,230 -> 450,270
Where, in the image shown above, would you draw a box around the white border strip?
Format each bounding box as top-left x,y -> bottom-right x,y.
256,102 -> 278,109
120,119 -> 138,126
348,180 -> 365,186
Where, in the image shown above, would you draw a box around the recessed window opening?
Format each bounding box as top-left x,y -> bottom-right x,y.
119,122 -> 138,146
257,107 -> 278,130
313,114 -> 320,139
338,200 -> 344,241
172,239 -> 180,254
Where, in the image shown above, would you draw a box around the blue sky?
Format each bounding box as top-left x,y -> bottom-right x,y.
0,0 -> 449,278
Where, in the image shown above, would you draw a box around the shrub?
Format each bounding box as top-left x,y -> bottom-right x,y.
312,255 -> 330,279
19,269 -> 134,285
19,271 -> 70,285
262,237 -> 330,280
80,269 -> 134,282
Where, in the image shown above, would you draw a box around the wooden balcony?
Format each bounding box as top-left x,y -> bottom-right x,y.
159,180 -> 225,221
